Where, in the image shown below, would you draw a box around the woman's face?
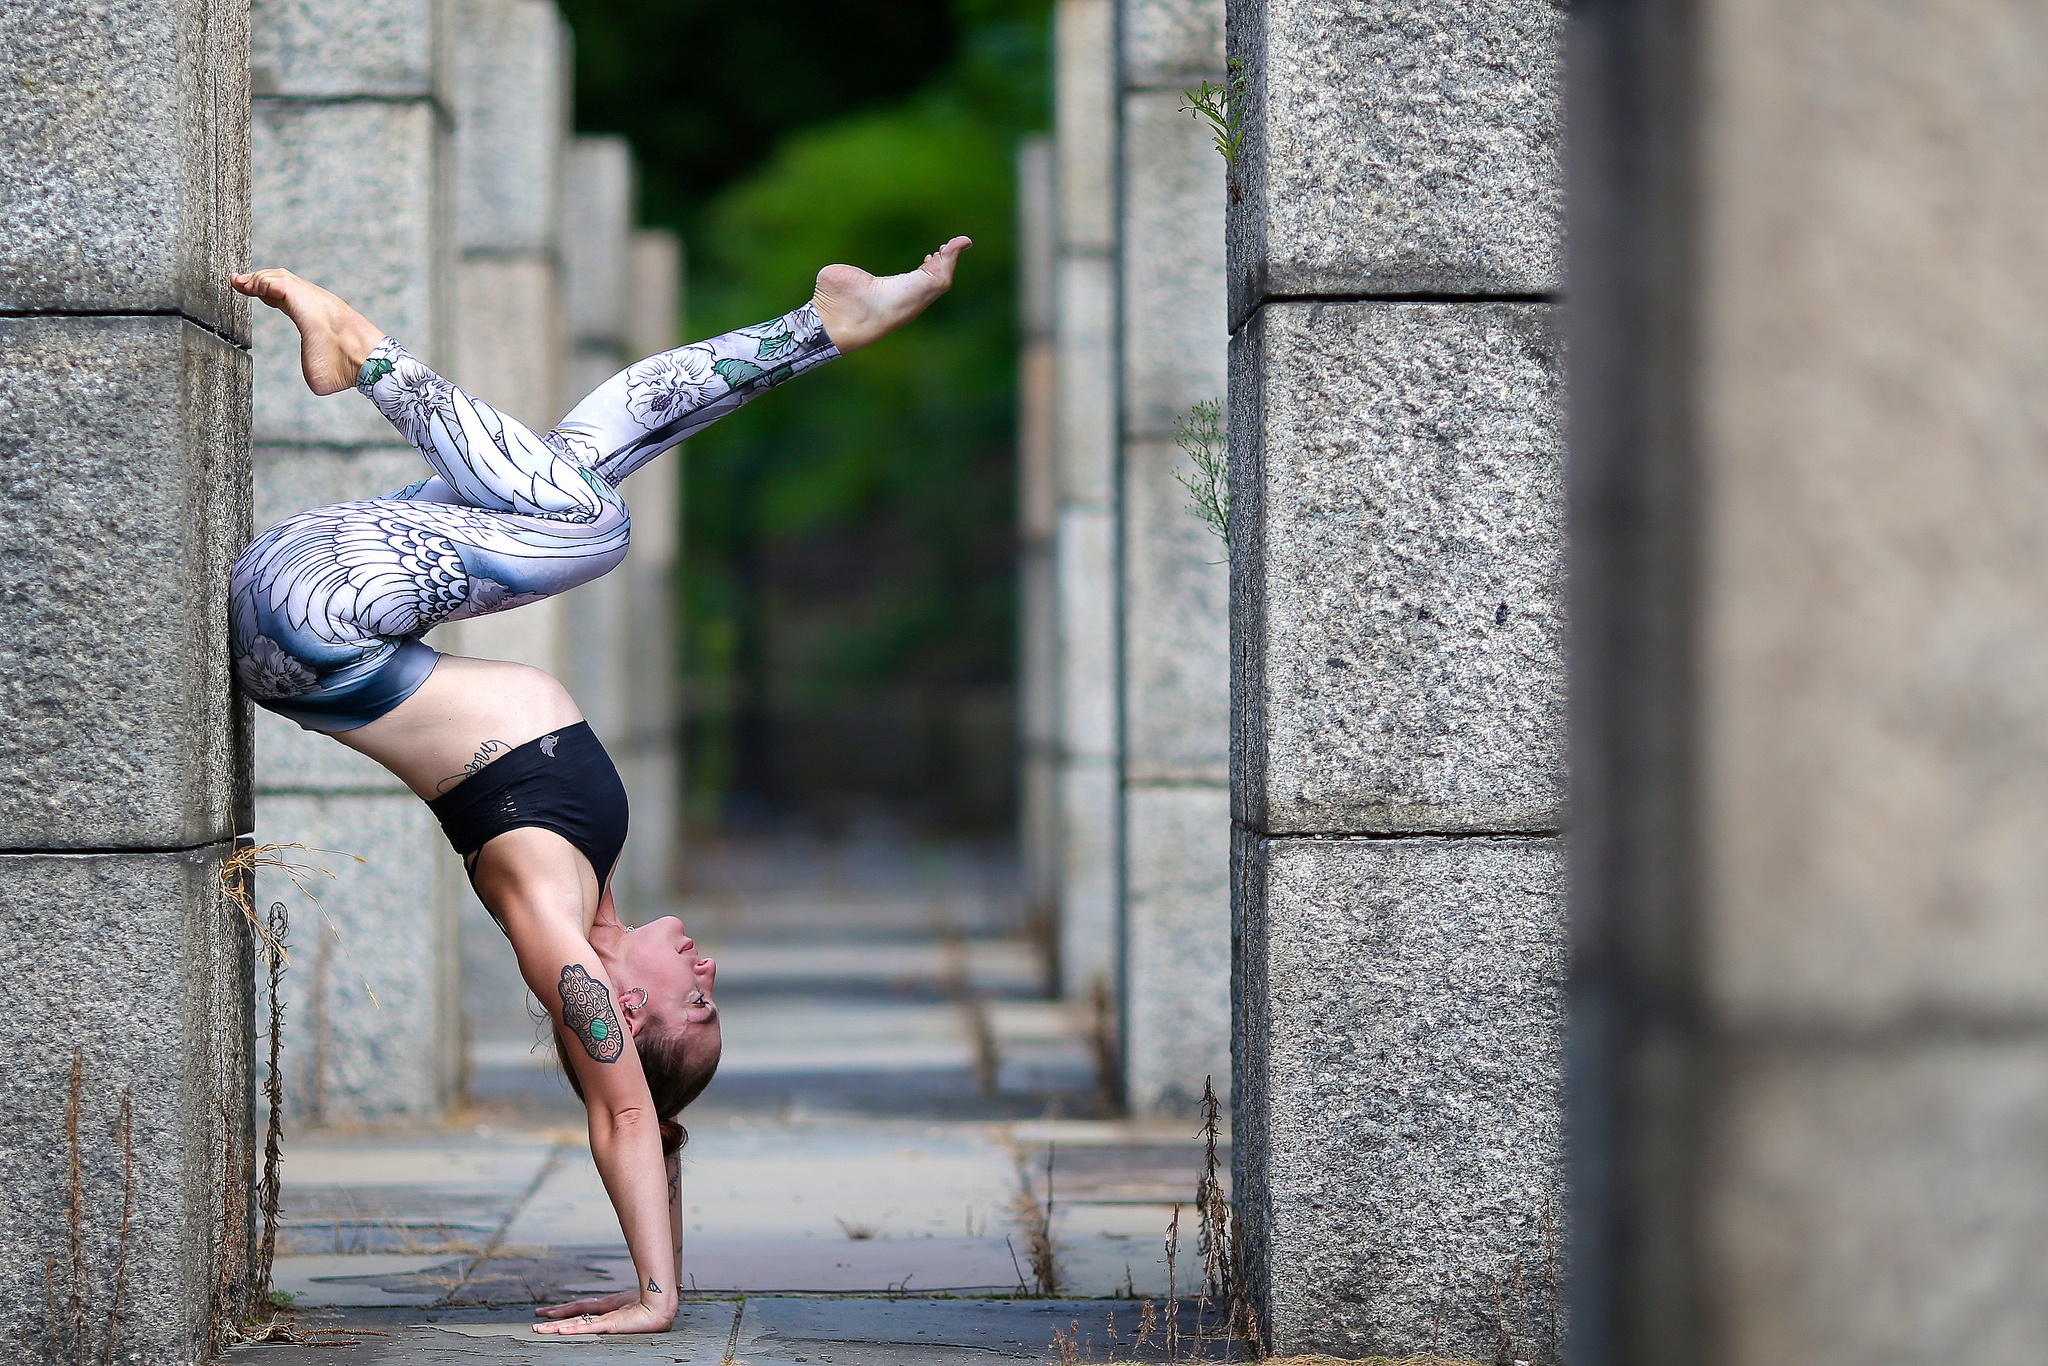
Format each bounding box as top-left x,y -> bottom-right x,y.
622,915 -> 719,1042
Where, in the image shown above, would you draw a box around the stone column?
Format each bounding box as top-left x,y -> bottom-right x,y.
558,134 -> 678,915
0,0 -> 256,1355
1052,0 -> 1122,1005
1016,135 -> 1060,973
1228,0 -> 1567,1357
617,225 -> 684,907
1116,0 -> 1230,1116
445,0 -> 570,673
250,0 -> 463,1122
1573,6 -> 2048,1363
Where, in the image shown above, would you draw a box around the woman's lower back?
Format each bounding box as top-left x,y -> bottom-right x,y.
333,653 -> 584,800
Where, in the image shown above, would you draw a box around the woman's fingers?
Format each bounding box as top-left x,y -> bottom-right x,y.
534,1291 -> 634,1319
532,1301 -> 672,1335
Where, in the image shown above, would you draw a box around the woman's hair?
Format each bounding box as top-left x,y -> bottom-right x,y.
553,1018 -> 719,1155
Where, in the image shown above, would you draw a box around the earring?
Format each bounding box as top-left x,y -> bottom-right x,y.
619,987 -> 648,1013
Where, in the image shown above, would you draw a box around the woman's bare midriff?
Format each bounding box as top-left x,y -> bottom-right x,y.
330,653 -> 585,801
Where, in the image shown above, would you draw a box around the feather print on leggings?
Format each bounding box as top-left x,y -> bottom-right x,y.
229,304 -> 839,716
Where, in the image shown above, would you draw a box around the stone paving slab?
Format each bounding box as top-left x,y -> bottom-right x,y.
227,1299 -> 1242,1364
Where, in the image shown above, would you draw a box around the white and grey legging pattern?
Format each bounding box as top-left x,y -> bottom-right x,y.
231,302 -> 838,731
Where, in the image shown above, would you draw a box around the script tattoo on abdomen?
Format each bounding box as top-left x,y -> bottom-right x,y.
559,964 -> 625,1063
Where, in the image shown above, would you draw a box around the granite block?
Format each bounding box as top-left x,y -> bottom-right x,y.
455,255 -> 565,430
560,559 -> 628,737
258,793 -> 461,1122
1225,0 -> 1563,326
255,705 -> 410,795
1058,755 -> 1120,997
1684,0 -> 2048,1034
0,0 -> 250,338
0,316 -> 249,849
1019,137 -> 1058,341
1234,830 -> 1566,1359
564,136 -> 636,347
1057,504 -> 1119,759
251,0 -> 441,97
1231,301 -> 1565,835
1123,436 -> 1228,781
1123,783 -> 1230,1115
254,442 -> 425,532
1123,0 -> 1224,88
627,230 -> 683,358
1055,254 -> 1117,507
1708,1039 -> 2048,1365
614,747 -> 678,916
449,593 -> 565,675
1120,90 -> 1228,437
451,0 -> 568,254
252,97 -> 452,443
0,848 -> 253,1362
1056,0 -> 1117,251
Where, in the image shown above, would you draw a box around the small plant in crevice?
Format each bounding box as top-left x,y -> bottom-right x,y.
1175,399 -> 1230,555
1193,1076 -> 1261,1359
1012,1143 -> 1062,1295
1181,58 -> 1247,201
254,899 -> 290,1307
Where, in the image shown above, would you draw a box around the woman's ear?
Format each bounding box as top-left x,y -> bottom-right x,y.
618,984 -> 649,1036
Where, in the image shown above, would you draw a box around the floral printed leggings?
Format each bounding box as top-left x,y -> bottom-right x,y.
231,302 -> 839,732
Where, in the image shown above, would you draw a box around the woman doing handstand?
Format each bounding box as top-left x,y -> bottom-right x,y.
228,238 -> 970,1335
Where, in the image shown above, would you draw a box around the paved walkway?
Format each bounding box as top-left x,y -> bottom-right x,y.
241,838 -> 1239,1363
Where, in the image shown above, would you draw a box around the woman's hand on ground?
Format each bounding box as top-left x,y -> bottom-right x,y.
531,1298 -> 674,1335
533,1290 -> 638,1320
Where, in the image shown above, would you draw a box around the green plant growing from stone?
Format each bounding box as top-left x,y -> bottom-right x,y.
1181,59 -> 1246,201
1175,399 -> 1230,553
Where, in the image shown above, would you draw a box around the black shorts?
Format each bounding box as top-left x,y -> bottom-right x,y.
427,721 -> 629,895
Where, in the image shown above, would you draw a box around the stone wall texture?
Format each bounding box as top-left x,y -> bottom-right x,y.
1227,0 -> 1567,1355
1117,0 -> 1232,1115
1016,135 -> 1061,964
250,0 -> 462,1124
0,1 -> 255,1357
1052,0 -> 1122,1002
1571,3 -> 2048,1363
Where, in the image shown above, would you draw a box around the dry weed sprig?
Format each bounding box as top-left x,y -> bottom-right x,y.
254,899 -> 290,1307
1166,1203 -> 1181,1365
1011,1144 -> 1062,1295
219,841 -> 379,1007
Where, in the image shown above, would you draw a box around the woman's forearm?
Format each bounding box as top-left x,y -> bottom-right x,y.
588,1107 -> 680,1323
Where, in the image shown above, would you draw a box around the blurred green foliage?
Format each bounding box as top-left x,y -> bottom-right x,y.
559,0 -> 1049,828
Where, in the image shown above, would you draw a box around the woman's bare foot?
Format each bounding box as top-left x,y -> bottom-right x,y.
810,236 -> 972,354
230,268 -> 386,396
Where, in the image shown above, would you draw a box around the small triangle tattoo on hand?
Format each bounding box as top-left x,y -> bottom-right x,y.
648,1278 -> 661,1294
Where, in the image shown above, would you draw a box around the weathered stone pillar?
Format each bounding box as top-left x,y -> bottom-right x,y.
1052,0 -> 1122,1005
251,0 -> 463,1122
446,0 -> 570,673
1228,0 -> 1567,1356
1016,134 -> 1060,972
0,0 -> 256,1355
1116,0 -> 1230,1116
617,225 -> 683,907
558,135 -> 679,914
1572,6 -> 2048,1363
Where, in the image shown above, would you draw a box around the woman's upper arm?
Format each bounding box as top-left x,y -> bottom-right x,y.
513,922 -> 650,1118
